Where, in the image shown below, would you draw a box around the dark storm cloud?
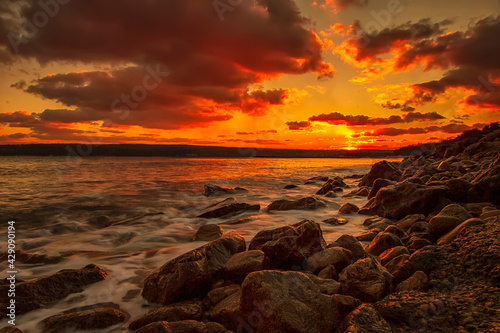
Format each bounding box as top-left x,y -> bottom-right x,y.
308,111 -> 445,126
286,121 -> 311,130
363,123 -> 485,137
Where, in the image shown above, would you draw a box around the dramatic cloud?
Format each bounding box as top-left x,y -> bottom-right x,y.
0,0 -> 334,137
309,111 -> 445,126
286,121 -> 311,130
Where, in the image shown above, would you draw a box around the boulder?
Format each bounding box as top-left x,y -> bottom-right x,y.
337,304 -> 392,333
317,178 -> 346,195
324,191 -> 338,198
39,303 -> 127,333
0,250 -> 62,265
468,175 -> 500,204
224,250 -> 269,277
128,300 -> 204,330
407,238 -> 432,251
391,245 -> 444,283
142,233 -> 246,305
338,203 -> 359,214
267,197 -> 327,212
204,184 -> 248,197
322,217 -> 348,226
480,209 -> 500,219
191,224 -> 224,241
379,246 -> 410,266
330,234 -> 368,262
437,218 -> 486,245
384,254 -> 410,275
428,204 -> 473,242
318,265 -> 337,280
355,229 -> 380,242
331,294 -> 362,320
368,179 -> 396,199
384,225 -> 407,239
339,257 -> 393,303
198,198 -> 260,219
306,247 -> 353,274
365,232 -> 403,256
395,271 -> 429,292
248,220 -> 326,269
360,181 -> 450,220
359,160 -> 402,187
239,271 -> 341,333
209,290 -> 241,329
284,184 -> 299,189
0,264 -> 107,317
444,178 -> 471,203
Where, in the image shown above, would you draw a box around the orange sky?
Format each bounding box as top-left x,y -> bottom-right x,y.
0,0 -> 499,149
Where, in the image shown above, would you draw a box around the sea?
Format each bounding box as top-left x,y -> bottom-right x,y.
0,156 -> 401,332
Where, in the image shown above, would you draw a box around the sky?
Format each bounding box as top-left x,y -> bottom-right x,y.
0,0 -> 499,150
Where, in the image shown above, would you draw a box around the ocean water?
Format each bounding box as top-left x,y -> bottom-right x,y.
0,156 -> 400,332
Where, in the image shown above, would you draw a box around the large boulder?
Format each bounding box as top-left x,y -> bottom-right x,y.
39,303 -> 127,333
365,232 -> 403,256
428,204 -> 473,242
128,300 -> 204,330
248,220 -> 326,269
0,264 -> 107,317
339,257 -> 393,303
238,271 -> 341,333
198,197 -> 260,219
204,184 -> 248,197
316,178 -> 346,195
337,304 -> 392,333
359,160 -> 402,187
142,233 -> 246,305
267,197 -> 328,212
360,181 -> 450,220
368,179 -> 396,199
338,203 -> 359,214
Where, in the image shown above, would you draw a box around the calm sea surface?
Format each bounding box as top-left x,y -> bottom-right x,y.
0,156 -> 400,331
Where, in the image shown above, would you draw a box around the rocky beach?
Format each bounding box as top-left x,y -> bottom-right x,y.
1,123 -> 500,333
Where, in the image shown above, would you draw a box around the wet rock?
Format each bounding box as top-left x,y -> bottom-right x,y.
0,264 -> 107,317
384,225 -> 407,239
359,160 -> 402,187
360,181 -> 450,220
338,203 -> 359,214
239,271 -> 341,333
317,178 -> 346,195
384,254 -> 410,275
39,303 -> 127,333
209,290 -> 241,329
395,270 -> 429,292
267,196 -> 327,212
248,220 -> 326,269
366,232 -> 403,256
379,246 -> 409,266
191,224 -> 224,241
198,197 -> 260,219
368,178 -> 396,199
355,229 -> 380,242
324,191 -> 338,198
339,257 -> 393,303
306,247 -> 353,274
207,285 -> 240,306
363,216 -> 392,227
128,300 -> 204,330
284,184 -> 299,189
429,204 -> 473,242
224,250 -> 269,277
322,217 -> 348,225
142,233 -> 246,305
308,176 -> 330,182
204,184 -> 248,197
337,304 -> 392,333
330,234 -> 368,262
438,160 -> 450,171
437,218 -> 486,245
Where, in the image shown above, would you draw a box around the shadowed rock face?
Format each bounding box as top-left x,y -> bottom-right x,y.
0,264 -> 107,317
248,219 -> 326,269
142,233 -> 246,305
238,271 -> 341,333
360,181 -> 450,220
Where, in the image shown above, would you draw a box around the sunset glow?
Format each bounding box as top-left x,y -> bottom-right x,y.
1,0 -> 499,149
